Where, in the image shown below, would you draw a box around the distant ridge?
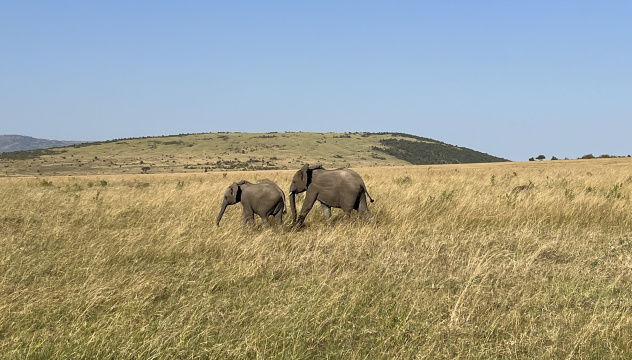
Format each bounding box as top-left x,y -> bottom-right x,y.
0,135 -> 84,153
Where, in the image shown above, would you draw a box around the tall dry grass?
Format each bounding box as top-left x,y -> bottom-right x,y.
1,159 -> 632,358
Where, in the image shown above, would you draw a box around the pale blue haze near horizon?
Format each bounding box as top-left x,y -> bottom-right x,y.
1,1 -> 630,161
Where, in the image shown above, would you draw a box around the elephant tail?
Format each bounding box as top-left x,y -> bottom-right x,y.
365,187 -> 375,203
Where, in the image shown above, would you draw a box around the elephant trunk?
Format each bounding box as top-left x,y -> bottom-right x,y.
216,202 -> 228,226
289,191 -> 297,223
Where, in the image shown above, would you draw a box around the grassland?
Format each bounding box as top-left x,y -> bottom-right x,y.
0,132 -> 505,177
1,158 -> 632,358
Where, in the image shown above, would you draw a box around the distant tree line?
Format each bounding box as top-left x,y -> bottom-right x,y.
529,154 -> 631,161
0,148 -> 60,160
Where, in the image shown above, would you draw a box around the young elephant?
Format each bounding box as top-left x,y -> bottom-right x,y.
216,180 -> 286,229
289,164 -> 375,227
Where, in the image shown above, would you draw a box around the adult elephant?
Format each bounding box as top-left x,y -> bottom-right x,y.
216,179 -> 286,230
289,164 -> 375,227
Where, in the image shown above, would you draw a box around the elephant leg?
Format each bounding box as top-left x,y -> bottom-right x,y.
296,190 -> 319,227
274,211 -> 283,231
242,216 -> 255,229
358,194 -> 377,224
259,214 -> 271,228
362,210 -> 376,224
242,209 -> 255,229
320,202 -> 332,225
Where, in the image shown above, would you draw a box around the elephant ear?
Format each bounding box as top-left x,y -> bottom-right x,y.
228,182 -> 241,203
292,164 -> 309,190
302,163 -> 323,187
300,164 -> 309,181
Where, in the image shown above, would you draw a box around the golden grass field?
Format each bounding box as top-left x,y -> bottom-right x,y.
1,158 -> 631,358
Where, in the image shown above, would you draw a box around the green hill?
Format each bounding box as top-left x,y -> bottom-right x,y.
0,132 -> 507,176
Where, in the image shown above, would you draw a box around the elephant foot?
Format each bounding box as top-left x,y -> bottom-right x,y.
293,216 -> 306,230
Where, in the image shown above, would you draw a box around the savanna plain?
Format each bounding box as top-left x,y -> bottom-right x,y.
1,159 -> 632,359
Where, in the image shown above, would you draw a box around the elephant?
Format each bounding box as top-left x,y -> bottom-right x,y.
289,164 -> 375,227
216,179 -> 286,230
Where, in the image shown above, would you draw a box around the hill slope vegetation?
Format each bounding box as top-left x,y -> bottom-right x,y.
0,132 -> 507,176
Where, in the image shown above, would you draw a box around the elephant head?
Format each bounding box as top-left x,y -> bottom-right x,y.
289,164 -> 321,223
216,182 -> 241,226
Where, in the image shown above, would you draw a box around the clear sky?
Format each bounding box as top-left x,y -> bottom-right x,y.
1,1 -> 630,161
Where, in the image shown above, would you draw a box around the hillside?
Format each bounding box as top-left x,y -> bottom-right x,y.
0,132 -> 507,176
0,135 -> 83,153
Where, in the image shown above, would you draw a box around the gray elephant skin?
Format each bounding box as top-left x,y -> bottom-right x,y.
289,164 -> 375,227
216,180 -> 286,229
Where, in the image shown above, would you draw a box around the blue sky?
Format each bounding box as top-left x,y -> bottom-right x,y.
1,1 -> 630,161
